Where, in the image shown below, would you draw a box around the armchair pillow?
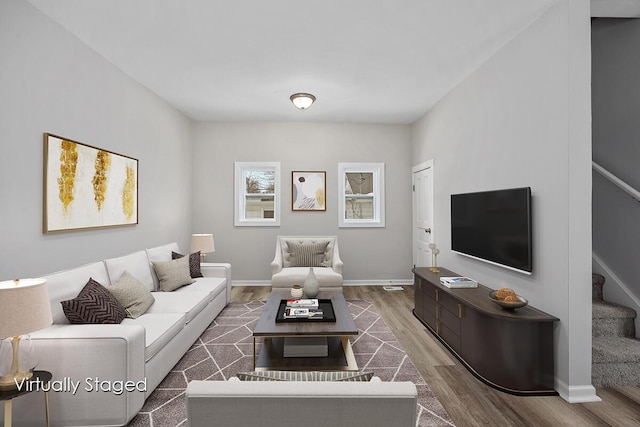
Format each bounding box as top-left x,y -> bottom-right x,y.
61,278 -> 126,324
152,256 -> 195,292
286,240 -> 330,267
107,271 -> 155,318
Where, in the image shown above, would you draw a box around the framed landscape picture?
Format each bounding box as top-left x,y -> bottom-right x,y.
43,133 -> 138,233
291,171 -> 326,211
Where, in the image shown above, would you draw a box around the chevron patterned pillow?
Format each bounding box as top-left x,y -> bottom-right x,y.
61,278 -> 126,324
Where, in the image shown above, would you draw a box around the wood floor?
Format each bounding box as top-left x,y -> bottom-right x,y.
231,285 -> 640,427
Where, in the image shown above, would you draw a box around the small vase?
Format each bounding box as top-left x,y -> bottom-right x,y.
290,285 -> 303,300
303,268 -> 320,298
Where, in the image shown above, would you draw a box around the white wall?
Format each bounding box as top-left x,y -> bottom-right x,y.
191,121 -> 412,282
0,0 -> 193,279
411,0 -> 595,402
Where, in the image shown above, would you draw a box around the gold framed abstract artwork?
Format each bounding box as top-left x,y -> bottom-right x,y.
43,133 -> 138,233
291,171 -> 326,211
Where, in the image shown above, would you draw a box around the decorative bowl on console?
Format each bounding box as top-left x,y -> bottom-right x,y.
488,290 -> 528,310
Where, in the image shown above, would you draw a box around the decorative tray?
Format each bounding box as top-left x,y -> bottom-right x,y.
275,299 -> 336,323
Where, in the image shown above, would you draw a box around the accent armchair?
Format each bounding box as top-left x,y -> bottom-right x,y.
270,236 -> 343,289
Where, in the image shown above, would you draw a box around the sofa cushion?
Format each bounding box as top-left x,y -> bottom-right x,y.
172,277 -> 227,301
235,371 -> 374,382
271,267 -> 343,288
172,251 -> 203,278
61,278 -> 126,324
286,241 -> 330,267
153,256 -> 195,292
42,261 -> 111,324
146,291 -> 210,323
122,313 -> 185,361
105,250 -> 155,292
107,271 -> 155,318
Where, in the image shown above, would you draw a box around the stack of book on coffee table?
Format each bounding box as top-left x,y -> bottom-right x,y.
283,299 -> 324,319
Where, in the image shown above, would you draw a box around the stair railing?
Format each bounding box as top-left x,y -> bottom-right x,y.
592,161 -> 640,203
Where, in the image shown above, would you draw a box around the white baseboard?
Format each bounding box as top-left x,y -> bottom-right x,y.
232,279 -> 414,287
555,379 -> 601,403
343,279 -> 414,286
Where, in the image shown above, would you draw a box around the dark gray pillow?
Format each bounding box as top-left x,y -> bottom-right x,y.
286,241 -> 330,267
172,251 -> 203,278
108,271 -> 155,318
235,371 -> 374,381
61,278 -> 126,324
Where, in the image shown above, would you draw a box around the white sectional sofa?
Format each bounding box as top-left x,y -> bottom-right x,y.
1,242 -> 230,427
186,377 -> 417,427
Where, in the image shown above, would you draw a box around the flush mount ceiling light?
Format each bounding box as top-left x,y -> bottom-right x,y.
290,93 -> 316,110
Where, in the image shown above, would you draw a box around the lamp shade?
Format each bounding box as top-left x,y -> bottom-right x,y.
0,279 -> 52,339
191,233 -> 215,254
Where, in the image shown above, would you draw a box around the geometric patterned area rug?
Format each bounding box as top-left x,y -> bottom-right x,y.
128,300 -> 455,427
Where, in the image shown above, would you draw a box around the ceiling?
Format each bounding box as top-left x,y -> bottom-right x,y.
26,0 -> 637,124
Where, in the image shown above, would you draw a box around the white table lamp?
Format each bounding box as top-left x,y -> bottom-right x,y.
191,234 -> 215,263
0,278 -> 52,390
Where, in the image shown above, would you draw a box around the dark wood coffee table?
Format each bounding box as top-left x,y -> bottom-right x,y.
252,289 -> 359,371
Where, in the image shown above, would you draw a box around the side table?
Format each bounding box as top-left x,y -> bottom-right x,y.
0,370 -> 51,427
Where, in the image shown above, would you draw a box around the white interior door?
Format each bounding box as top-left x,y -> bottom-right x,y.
413,161 -> 434,268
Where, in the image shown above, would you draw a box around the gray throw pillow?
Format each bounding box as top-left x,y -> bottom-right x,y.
286,241 -> 330,267
108,271 -> 155,318
235,371 -> 374,382
152,256 -> 194,292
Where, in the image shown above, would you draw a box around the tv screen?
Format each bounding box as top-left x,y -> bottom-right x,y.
451,187 -> 532,274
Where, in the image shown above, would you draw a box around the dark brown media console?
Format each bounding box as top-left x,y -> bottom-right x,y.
412,267 -> 558,396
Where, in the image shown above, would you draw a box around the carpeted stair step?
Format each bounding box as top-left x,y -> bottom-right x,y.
592,300 -> 637,337
592,336 -> 640,386
593,273 -> 605,301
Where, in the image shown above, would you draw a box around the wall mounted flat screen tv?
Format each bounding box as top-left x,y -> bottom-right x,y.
451,187 -> 532,275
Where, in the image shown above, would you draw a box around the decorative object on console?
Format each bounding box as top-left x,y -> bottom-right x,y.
489,289 -> 529,310
303,268 -> 320,298
190,233 -> 215,263
290,285 -> 303,300
43,133 -> 138,233
0,278 -> 52,390
428,243 -> 440,273
290,92 -> 316,110
292,171 -> 326,211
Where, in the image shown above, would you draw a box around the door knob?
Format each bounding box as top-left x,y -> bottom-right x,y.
425,228 -> 431,233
